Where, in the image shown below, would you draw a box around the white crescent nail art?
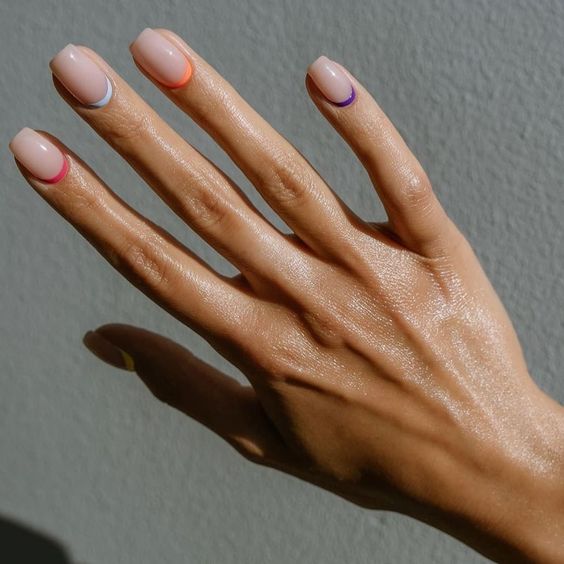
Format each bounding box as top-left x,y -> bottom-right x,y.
50,44 -> 113,109
89,76 -> 113,108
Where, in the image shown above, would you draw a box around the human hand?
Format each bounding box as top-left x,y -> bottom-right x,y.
9,28 -> 564,563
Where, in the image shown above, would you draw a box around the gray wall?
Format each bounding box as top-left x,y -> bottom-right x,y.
1,0 -> 562,562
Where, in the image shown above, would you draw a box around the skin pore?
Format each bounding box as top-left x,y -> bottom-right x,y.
9,28 -> 564,563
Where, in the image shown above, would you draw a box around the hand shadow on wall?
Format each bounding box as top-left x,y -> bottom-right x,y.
1,513 -> 75,563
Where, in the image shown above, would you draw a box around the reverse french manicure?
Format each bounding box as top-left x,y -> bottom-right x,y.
130,28 -> 192,88
307,55 -> 355,107
9,128 -> 69,184
50,44 -> 113,108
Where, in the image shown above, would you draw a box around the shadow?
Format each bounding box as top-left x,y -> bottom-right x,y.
0,514 -> 73,563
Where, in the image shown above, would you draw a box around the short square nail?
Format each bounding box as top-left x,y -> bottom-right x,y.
307,56 -> 355,107
50,44 -> 113,108
130,28 -> 192,88
9,128 -> 68,184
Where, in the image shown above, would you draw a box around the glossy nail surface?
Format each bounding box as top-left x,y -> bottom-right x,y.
130,28 -> 192,88
307,55 -> 355,107
9,128 -> 68,183
50,44 -> 112,107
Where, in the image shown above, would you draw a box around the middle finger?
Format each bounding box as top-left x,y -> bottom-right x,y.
49,44 -> 304,292
129,28 -> 364,260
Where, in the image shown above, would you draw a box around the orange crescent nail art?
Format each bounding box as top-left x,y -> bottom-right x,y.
130,28 -> 192,89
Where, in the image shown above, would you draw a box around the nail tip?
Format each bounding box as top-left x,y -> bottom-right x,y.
309,54 -> 330,69
9,126 -> 32,148
50,43 -> 75,64
307,55 -> 323,73
132,27 -> 153,44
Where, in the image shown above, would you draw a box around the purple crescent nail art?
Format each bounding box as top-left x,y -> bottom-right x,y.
334,86 -> 356,107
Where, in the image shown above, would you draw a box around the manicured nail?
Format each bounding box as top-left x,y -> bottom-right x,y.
9,128 -> 68,184
130,28 -> 192,88
307,55 -> 355,107
83,331 -> 135,371
49,44 -> 113,108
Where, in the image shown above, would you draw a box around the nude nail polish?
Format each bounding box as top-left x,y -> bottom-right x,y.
307,55 -> 356,107
49,44 -> 113,108
9,128 -> 68,184
130,28 -> 192,88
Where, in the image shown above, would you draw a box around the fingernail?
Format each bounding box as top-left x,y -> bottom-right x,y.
130,28 -> 192,88
9,128 -> 68,184
49,44 -> 113,108
307,55 -> 355,107
83,331 -> 135,371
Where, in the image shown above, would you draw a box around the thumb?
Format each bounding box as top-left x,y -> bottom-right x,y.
82,323 -> 294,468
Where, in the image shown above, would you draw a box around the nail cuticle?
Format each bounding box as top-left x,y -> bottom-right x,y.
86,75 -> 113,108
41,155 -> 69,184
333,86 -> 356,107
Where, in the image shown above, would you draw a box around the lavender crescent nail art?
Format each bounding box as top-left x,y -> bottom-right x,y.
334,86 -> 356,107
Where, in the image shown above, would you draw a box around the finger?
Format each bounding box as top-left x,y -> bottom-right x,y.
128,28 -> 365,261
48,44 -> 303,293
8,128 -> 262,348
83,323 -> 300,468
306,56 -> 462,258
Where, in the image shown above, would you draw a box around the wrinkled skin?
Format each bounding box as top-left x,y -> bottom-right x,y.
12,29 -> 564,563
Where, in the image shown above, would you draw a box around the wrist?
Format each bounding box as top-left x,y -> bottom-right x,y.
411,386 -> 564,562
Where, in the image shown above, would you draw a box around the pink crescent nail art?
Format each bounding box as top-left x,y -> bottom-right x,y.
9,128 -> 69,184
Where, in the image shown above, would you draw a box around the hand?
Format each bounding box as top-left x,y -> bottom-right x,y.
9,28 -> 564,563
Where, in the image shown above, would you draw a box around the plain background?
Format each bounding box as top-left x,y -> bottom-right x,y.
1,0 -> 563,562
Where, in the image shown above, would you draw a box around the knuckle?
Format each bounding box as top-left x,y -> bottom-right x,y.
434,219 -> 472,259
255,349 -> 290,380
114,234 -> 173,292
300,308 -> 346,348
251,328 -> 312,382
210,300 -> 271,362
400,168 -> 434,210
188,185 -> 232,231
264,151 -> 314,207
